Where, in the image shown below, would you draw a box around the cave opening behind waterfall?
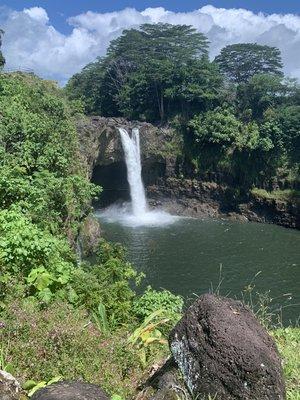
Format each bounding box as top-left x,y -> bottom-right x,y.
91,160 -> 166,208
92,161 -> 130,207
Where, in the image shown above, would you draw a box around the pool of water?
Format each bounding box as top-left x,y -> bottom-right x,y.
97,214 -> 300,325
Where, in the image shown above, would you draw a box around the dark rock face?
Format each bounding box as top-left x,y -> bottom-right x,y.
31,381 -> 109,400
169,294 -> 286,400
147,177 -> 299,229
77,116 -> 181,179
0,370 -> 22,400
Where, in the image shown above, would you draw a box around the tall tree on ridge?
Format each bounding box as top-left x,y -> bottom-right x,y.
0,29 -> 5,69
214,43 -> 283,83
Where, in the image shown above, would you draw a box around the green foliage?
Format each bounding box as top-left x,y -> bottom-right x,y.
0,208 -> 75,303
128,309 -> 169,367
272,328 -> 300,400
237,74 -> 292,120
251,188 -> 300,203
24,376 -> 62,397
0,73 -> 98,236
92,303 -> 110,334
66,23 -> 221,121
215,43 -> 283,83
133,286 -> 183,327
190,107 -> 241,148
69,240 -> 140,327
0,300 -> 164,398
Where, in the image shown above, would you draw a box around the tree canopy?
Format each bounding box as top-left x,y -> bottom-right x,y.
214,43 -> 283,83
0,29 -> 5,68
66,23 -> 217,121
66,24 -> 299,190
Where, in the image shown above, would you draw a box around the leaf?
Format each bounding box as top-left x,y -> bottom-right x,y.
47,376 -> 62,385
35,272 -> 53,291
22,380 -> 37,390
38,288 -> 52,303
28,381 -> 47,397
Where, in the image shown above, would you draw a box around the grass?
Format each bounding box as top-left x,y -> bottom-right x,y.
251,188 -> 300,203
0,299 -> 168,399
272,328 -> 300,400
0,298 -> 299,399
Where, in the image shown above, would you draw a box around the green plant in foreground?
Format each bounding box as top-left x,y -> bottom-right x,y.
23,376 -> 62,397
133,286 -> 183,334
128,309 -> 169,367
0,343 -> 14,374
92,303 -> 110,334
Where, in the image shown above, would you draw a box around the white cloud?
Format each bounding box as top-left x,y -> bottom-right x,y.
23,6 -> 49,23
1,5 -> 300,84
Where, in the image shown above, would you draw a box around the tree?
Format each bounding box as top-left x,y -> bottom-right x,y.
66,23 -> 211,121
0,28 -> 5,69
214,43 -> 283,83
236,74 -> 289,119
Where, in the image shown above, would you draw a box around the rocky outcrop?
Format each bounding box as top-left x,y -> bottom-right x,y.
78,215 -> 101,257
31,381 -> 109,400
0,370 -> 23,400
139,294 -> 286,400
76,117 -> 299,229
76,116 -> 182,179
169,294 -> 285,400
147,178 -> 300,229
239,192 -> 300,229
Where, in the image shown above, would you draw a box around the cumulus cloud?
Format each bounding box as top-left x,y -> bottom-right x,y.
1,5 -> 300,84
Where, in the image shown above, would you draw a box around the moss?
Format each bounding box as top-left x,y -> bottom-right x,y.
251,188 -> 300,203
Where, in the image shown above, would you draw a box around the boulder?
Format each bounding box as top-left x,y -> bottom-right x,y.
0,370 -> 23,400
31,381 -> 109,400
169,294 -> 286,400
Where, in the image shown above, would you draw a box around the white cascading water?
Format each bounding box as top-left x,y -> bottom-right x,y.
118,127 -> 148,216
98,127 -> 177,227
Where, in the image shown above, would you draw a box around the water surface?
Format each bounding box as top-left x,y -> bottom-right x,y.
98,215 -> 300,324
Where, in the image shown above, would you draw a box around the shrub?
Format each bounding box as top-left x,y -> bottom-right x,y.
133,286 -> 183,332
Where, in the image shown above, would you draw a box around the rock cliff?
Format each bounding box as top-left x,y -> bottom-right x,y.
76,116 -> 299,229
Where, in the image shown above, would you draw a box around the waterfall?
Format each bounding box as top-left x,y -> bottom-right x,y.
97,127 -> 177,227
118,127 -> 148,217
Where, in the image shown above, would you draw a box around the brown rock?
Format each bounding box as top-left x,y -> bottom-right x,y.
31,381 -> 108,400
169,294 -> 286,400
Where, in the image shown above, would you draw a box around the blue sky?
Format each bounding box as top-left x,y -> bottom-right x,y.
4,1 -> 300,34
1,1 -> 300,83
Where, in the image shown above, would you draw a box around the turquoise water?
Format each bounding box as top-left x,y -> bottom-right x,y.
98,215 -> 300,324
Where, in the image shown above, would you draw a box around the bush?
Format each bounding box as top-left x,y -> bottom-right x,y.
70,240 -> 141,327
0,208 -> 75,303
0,73 -> 98,238
133,286 -> 183,332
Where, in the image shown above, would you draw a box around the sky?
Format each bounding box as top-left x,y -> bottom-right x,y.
1,1 -> 300,84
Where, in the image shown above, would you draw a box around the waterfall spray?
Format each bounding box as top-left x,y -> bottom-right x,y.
97,127 -> 177,227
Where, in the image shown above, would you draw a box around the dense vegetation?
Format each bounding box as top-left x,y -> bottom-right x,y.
0,23 -> 299,399
0,72 -> 184,397
67,23 -> 299,191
